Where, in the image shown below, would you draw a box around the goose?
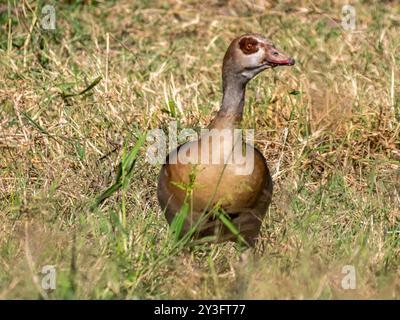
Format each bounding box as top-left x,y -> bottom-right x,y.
158,33 -> 295,246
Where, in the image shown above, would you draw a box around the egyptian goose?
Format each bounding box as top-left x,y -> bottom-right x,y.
158,33 -> 295,246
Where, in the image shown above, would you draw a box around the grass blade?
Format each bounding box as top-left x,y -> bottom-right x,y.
61,76 -> 102,99
91,132 -> 147,209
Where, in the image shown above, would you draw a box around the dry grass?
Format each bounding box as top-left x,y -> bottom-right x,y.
0,0 -> 399,299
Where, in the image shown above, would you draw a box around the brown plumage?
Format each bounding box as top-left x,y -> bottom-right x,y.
158,33 -> 295,246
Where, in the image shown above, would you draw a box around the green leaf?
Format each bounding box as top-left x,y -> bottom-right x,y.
170,202 -> 190,242
91,132 -> 147,210
216,210 -> 248,246
61,76 -> 102,99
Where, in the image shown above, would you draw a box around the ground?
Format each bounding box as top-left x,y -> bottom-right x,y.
0,0 -> 399,299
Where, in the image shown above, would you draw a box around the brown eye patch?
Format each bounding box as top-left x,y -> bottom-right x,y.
239,37 -> 259,54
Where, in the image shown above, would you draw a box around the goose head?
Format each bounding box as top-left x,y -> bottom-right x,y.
222,33 -> 295,85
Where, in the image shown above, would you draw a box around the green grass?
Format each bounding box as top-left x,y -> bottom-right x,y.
0,0 -> 399,299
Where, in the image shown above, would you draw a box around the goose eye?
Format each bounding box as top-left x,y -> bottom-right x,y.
239,37 -> 259,54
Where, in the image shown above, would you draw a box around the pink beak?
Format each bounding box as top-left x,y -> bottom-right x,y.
267,57 -> 295,66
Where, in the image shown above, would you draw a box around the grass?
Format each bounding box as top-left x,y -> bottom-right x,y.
0,0 -> 399,299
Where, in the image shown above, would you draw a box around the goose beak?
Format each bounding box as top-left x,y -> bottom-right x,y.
286,57 -> 296,65
268,57 -> 295,66
263,45 -> 295,67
